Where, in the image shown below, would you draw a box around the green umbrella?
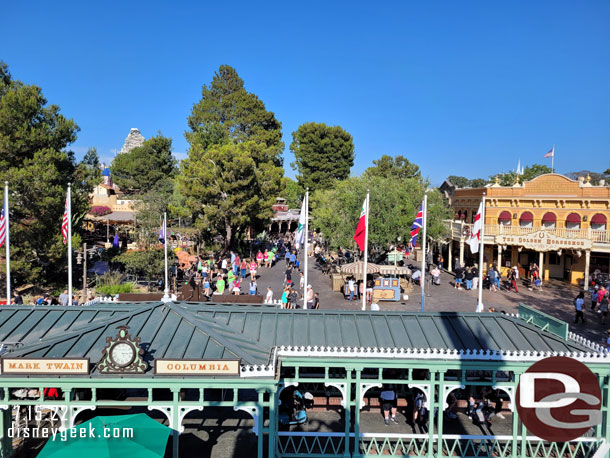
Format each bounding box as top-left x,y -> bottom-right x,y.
38,413 -> 171,458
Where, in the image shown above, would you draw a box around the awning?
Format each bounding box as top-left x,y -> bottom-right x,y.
89,211 -> 136,222
542,212 -> 556,223
566,213 -> 581,224
519,211 -> 533,222
591,214 -> 607,225
498,211 -> 511,221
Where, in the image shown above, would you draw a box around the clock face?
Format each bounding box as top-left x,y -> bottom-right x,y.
110,342 -> 135,367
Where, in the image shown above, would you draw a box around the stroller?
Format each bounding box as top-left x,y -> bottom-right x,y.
278,387 -> 314,427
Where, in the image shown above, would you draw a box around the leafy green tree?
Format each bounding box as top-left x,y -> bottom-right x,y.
180,66 -> 284,248
311,173 -> 451,251
114,249 -> 170,284
364,155 -> 420,180
0,62 -> 91,285
187,65 -> 283,158
110,134 -> 176,196
446,175 -> 486,188
281,177 -> 302,208
178,141 -> 282,249
290,122 -> 354,193
566,170 -> 606,183
490,164 -> 552,186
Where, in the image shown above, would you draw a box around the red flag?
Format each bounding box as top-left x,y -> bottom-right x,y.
353,198 -> 367,251
61,194 -> 69,244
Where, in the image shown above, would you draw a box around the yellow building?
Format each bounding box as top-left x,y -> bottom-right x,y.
445,173 -> 609,289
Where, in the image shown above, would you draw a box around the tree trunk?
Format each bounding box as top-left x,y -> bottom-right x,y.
224,217 -> 232,251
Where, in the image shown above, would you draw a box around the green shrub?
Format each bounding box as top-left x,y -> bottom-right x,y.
96,282 -> 136,296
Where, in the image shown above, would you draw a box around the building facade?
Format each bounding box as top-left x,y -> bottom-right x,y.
446,174 -> 609,288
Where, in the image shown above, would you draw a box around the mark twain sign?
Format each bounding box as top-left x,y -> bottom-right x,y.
496,231 -> 592,252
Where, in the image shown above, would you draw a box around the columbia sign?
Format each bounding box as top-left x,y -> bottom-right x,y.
516,356 -> 601,441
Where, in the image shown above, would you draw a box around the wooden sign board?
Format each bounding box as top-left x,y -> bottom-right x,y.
1,358 -> 90,375
155,359 -> 240,376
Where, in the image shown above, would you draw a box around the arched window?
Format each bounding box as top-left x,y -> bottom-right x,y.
591,213 -> 607,231
519,211 -> 533,228
498,211 -> 511,226
566,213 -> 581,230
542,212 -> 556,229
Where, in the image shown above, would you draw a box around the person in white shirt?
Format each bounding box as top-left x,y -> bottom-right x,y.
265,286 -> 273,304
221,258 -> 228,273
348,278 -> 355,301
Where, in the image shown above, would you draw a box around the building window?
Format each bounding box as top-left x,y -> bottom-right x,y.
591,213 -> 607,231
542,212 -> 556,229
498,211 -> 511,226
566,213 -> 581,230
519,211 -> 533,228
548,252 -> 561,265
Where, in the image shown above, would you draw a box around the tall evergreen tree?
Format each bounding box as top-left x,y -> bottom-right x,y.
179,66 -> 284,248
290,122 -> 354,193
0,62 -> 91,286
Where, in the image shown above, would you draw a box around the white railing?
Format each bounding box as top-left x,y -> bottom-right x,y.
446,221 -> 610,244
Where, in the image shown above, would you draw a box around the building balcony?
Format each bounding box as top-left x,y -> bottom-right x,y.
445,220 -> 610,246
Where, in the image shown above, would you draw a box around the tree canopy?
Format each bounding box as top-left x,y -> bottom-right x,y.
0,62 -> 91,285
179,66 -> 284,248
446,175 -> 486,188
311,156 -> 451,251
290,122 -> 354,193
110,134 -> 177,196
364,155 -> 420,180
490,164 -> 552,186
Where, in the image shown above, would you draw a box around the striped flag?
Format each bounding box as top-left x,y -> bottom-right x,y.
0,200 -> 6,248
61,194 -> 69,244
410,202 -> 423,248
353,198 -> 367,251
467,201 -> 483,253
544,146 -> 554,158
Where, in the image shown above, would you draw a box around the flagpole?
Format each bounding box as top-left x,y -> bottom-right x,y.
420,193 -> 428,312
362,190 -> 370,311
4,182 -> 10,305
552,145 -> 555,173
67,183 -> 72,303
476,194 -> 486,312
162,212 -> 170,302
303,189 -> 309,302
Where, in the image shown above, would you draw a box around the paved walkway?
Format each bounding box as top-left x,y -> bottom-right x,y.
253,252 -> 606,346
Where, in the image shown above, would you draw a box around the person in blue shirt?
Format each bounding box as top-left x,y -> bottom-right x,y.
289,252 -> 296,267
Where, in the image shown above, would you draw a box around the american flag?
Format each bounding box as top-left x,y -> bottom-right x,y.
0,200 -> 6,248
544,146 -> 554,158
61,193 -> 69,244
410,202 -> 424,248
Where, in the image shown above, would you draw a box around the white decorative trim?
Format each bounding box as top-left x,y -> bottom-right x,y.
324,382 -> 347,408
69,405 -> 96,428
177,406 -> 203,433
442,384 -> 465,409
492,385 -> 515,411
234,405 -> 260,435
359,383 -> 382,409
148,405 -> 174,429
409,384 -> 431,407
0,405 -> 8,410
569,331 -> 610,354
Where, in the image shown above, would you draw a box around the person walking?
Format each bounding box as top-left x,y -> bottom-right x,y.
507,267 -> 519,293
313,292 -> 320,310
249,259 -> 257,281
280,288 -> 288,309
464,267 -> 474,291
265,286 -> 273,304
59,290 -> 70,306
472,264 -> 479,290
600,290 -> 609,325
574,292 -> 585,324
288,288 -> 298,309
256,250 -> 264,267
306,284 -> 314,309
488,266 -> 498,292
249,279 -> 258,295
348,277 -> 356,301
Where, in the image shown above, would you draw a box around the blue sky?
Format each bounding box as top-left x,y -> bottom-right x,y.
2,0 -> 609,184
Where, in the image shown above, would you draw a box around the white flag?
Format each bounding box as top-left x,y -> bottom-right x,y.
467,201 -> 483,254
295,198 -> 306,249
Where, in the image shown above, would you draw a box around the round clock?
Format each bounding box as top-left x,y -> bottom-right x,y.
110,342 -> 135,367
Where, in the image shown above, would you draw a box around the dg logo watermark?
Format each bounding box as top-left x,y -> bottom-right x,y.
516,356 -> 602,442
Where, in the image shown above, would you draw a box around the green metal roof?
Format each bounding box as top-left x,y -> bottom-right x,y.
0,302 -> 602,376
